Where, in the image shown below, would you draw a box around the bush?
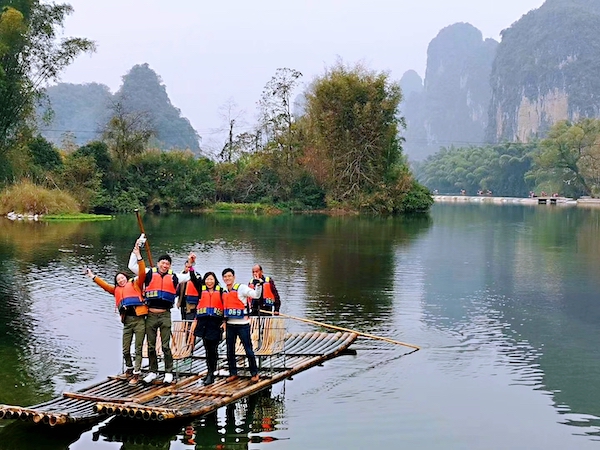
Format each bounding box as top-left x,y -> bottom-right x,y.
0,180 -> 80,215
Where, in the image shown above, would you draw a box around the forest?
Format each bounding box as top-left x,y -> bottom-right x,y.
0,1 -> 432,216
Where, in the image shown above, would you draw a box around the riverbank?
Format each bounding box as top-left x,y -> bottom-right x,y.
432,195 -> 600,207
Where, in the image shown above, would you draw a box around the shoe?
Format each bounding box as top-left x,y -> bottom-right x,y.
226,375 -> 239,383
129,374 -> 140,385
251,374 -> 259,383
203,374 -> 214,386
125,367 -> 134,378
143,372 -> 157,384
163,373 -> 173,384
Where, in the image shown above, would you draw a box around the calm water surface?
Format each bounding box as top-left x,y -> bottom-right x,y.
1,204 -> 600,449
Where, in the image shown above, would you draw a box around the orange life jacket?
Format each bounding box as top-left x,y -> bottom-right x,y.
197,285 -> 224,317
145,268 -> 177,309
184,281 -> 200,305
249,276 -> 275,306
114,280 -> 148,316
223,283 -> 248,318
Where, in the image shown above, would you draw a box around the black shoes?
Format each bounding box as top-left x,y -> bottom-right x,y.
203,374 -> 214,386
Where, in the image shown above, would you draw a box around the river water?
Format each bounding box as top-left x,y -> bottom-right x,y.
1,203 -> 600,449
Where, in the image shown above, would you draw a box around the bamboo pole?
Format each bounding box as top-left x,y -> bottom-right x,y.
135,208 -> 154,267
261,310 -> 421,350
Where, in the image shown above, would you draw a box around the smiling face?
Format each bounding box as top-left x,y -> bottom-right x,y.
222,271 -> 234,288
157,259 -> 171,274
204,274 -> 216,289
116,273 -> 128,287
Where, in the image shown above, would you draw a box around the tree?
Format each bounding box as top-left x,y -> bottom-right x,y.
0,1 -> 95,160
304,62 -> 405,205
103,101 -> 155,170
217,98 -> 247,162
531,119 -> 600,197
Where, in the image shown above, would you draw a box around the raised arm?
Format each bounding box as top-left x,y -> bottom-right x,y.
86,268 -> 116,295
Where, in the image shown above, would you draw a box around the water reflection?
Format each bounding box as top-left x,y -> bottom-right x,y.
90,388 -> 285,449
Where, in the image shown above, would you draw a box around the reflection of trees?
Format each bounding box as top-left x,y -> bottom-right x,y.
423,203 -> 600,430
0,420 -> 94,450
91,388 -> 285,449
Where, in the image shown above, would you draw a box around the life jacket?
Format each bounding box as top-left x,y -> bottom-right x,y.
197,285 -> 224,317
114,280 -> 148,316
223,283 -> 248,318
249,276 -> 275,307
184,281 -> 200,306
145,267 -> 177,309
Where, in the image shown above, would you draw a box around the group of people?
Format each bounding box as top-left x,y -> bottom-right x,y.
86,237 -> 281,386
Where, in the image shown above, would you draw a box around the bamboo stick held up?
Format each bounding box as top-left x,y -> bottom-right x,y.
135,208 -> 154,267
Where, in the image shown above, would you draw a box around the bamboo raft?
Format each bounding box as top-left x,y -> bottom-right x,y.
0,318 -> 357,426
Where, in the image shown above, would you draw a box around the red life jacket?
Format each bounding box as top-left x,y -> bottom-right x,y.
197,285 -> 224,317
184,281 -> 200,305
223,284 -> 247,318
114,280 -> 148,316
145,268 -> 177,309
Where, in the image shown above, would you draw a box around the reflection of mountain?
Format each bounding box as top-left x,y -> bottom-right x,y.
422,204 -> 600,427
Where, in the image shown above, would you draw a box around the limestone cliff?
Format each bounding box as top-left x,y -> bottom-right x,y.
487,0 -> 600,143
401,23 -> 497,161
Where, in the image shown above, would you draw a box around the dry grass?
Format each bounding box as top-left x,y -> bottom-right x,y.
0,180 -> 80,215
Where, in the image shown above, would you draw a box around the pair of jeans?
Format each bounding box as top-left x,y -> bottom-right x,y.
226,323 -> 257,376
122,314 -> 146,372
145,310 -> 173,373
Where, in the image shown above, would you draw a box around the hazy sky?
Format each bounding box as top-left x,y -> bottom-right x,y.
60,0 -> 545,151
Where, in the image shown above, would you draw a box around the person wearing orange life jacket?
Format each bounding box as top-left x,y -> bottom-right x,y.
222,267 -> 262,383
128,252 -> 192,384
178,277 -> 200,320
86,238 -> 147,385
249,264 -> 281,316
188,270 -> 225,385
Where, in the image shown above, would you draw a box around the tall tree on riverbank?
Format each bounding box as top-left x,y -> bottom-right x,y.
0,1 -> 94,180
303,62 -> 430,213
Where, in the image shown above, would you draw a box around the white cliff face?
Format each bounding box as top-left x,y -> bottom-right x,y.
515,89 -> 570,142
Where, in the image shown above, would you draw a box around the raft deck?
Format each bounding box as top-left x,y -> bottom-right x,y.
0,320 -> 357,426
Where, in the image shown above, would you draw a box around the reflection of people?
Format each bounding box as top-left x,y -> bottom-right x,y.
188,270 -> 224,385
129,253 -> 191,384
86,239 -> 147,384
222,268 -> 261,383
249,264 -> 281,316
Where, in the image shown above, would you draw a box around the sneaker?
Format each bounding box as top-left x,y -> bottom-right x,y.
226,375 -> 239,383
129,374 -> 140,385
143,372 -> 157,384
163,373 -> 173,384
125,367 -> 134,378
251,374 -> 259,383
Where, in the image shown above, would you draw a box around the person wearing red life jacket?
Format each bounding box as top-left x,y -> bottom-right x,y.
222,267 -> 262,383
188,270 -> 225,385
249,264 -> 281,316
86,239 -> 147,385
128,252 -> 192,384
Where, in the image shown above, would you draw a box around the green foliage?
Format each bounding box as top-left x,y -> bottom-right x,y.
304,62 -> 411,208
41,213 -> 112,221
0,1 -> 95,160
416,143 -> 537,196
528,118 -> 600,197
55,152 -> 103,211
28,134 -> 61,170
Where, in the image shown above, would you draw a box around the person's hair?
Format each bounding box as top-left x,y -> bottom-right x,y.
253,264 -> 263,271
157,254 -> 172,264
202,271 -> 220,287
113,271 -> 129,286
222,267 -> 234,277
